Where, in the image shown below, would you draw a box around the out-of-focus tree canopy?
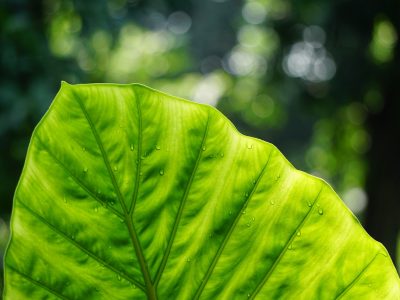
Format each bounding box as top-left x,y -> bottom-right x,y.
1,0 -> 399,290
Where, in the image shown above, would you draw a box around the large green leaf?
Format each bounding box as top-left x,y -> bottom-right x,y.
4,82 -> 400,299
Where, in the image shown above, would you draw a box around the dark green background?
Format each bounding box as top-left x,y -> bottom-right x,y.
1,0 -> 399,292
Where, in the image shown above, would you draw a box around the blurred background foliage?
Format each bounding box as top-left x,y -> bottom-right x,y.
1,0 -> 399,289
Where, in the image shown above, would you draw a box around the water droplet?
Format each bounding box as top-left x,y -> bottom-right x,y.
307,201 -> 312,207
296,231 -> 301,237
108,245 -> 112,249
140,155 -> 146,160
246,223 -> 251,227
186,257 -> 191,262
139,172 -> 143,176
71,235 -> 75,240
117,274 -> 121,281
110,200 -> 115,206
247,144 -> 253,149
102,202 -> 107,208
245,192 -> 249,197
63,196 -> 67,203
94,207 -> 98,212
130,144 -> 134,151
228,210 -> 232,215
114,166 -> 118,172
247,293 -> 251,298
270,199 -> 275,205
159,169 -> 164,176
120,218 -> 124,223
132,284 -> 137,289
253,180 -> 256,185
318,208 -> 323,215
156,145 -> 161,150
242,210 -> 247,214
220,153 -> 224,157
317,203 -> 320,207
288,244 -> 293,250
202,146 -> 206,151
83,167 -> 88,173
251,217 -> 255,221
82,146 -> 86,152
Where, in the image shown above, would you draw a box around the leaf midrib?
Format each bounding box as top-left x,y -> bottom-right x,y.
74,91 -> 156,299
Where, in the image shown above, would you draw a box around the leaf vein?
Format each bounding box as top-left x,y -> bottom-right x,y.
36,137 -> 123,218
249,185 -> 324,299
193,147 -> 275,299
18,200 -> 145,291
154,110 -> 211,286
6,265 -> 70,300
335,252 -> 381,299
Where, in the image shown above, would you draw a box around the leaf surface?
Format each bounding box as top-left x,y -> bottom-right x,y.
4,82 -> 400,299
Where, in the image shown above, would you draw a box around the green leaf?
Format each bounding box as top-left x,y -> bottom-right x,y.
4,82 -> 400,299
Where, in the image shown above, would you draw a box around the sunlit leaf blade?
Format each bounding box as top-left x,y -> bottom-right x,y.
4,82 -> 400,299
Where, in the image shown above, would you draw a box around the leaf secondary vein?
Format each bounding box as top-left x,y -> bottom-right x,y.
193,147 -> 275,299
74,90 -> 156,299
18,200 -> 145,291
249,184 -> 324,299
7,265 -> 70,300
335,252 -> 380,299
35,137 -> 123,218
154,110 -> 211,287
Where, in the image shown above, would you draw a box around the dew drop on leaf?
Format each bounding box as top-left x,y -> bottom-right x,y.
307,201 -> 312,207
242,210 -> 247,215
318,208 -> 323,215
82,146 -> 86,152
117,274 -> 121,281
202,146 -> 206,151
247,144 -> 253,149
159,169 -> 164,176
130,144 -> 134,151
94,207 -> 98,212
246,223 -> 251,227
110,200 -> 115,206
83,167 -> 88,173
251,217 -> 255,221
113,166 -> 118,172
186,257 -> 191,262
220,152 -> 224,157
297,231 -> 301,237
63,196 -> 67,203
156,145 -> 161,150
270,199 -> 275,205
288,244 -> 293,250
